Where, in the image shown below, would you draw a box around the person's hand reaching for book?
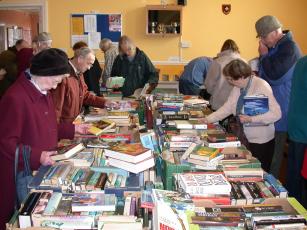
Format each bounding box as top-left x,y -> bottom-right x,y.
239,114 -> 252,123
75,123 -> 91,134
105,100 -> 120,110
40,151 -> 56,166
199,117 -> 209,124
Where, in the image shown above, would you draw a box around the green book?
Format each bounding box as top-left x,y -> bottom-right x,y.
288,197 -> 307,219
106,76 -> 125,88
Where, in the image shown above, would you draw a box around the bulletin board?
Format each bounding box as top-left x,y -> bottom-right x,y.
70,13 -> 122,49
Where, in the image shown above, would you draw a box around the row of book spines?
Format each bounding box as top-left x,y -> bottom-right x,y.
42,166 -> 109,191
230,181 -> 285,205
263,173 -> 288,197
105,172 -> 127,188
30,191 -> 105,217
123,196 -> 143,217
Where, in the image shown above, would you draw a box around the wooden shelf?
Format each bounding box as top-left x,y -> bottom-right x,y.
146,5 -> 182,36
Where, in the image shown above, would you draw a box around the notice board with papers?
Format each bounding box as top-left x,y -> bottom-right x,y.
70,13 -> 122,49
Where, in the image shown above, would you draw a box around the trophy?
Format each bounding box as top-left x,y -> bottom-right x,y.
172,22 -> 178,34
150,21 -> 157,34
157,23 -> 165,34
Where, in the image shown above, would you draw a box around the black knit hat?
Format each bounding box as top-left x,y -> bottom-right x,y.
30,48 -> 70,76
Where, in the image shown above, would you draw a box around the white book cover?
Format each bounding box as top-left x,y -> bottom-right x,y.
104,143 -> 152,164
178,173 -> 231,196
204,139 -> 241,148
108,156 -> 155,174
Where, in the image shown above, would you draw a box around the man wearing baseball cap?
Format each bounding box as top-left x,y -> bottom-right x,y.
255,15 -> 301,184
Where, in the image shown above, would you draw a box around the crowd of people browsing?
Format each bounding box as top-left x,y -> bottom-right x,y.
0,14 -> 306,230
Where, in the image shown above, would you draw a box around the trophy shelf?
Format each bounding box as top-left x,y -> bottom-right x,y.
146,5 -> 183,36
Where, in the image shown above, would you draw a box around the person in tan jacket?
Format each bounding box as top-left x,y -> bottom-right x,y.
51,47 -> 106,123
204,39 -> 241,111
203,59 -> 281,172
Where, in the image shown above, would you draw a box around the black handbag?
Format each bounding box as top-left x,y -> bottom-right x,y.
14,145 -> 33,207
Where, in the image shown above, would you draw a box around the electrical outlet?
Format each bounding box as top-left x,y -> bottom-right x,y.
180,41 -> 191,48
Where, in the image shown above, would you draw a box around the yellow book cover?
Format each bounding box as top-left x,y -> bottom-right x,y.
88,119 -> 116,136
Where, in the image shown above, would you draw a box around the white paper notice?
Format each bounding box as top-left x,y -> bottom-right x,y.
84,14 -> 97,32
88,32 -> 101,49
71,35 -> 89,47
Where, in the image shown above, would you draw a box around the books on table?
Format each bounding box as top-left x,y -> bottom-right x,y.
104,143 -> 155,174
88,119 -> 116,136
104,143 -> 152,164
108,156 -> 155,174
51,143 -> 85,161
71,192 -> 116,212
174,120 -> 207,130
177,172 -> 232,196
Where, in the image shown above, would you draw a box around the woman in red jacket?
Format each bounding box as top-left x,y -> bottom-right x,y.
0,48 -> 89,230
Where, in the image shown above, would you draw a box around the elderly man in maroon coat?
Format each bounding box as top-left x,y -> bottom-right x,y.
0,48 -> 89,229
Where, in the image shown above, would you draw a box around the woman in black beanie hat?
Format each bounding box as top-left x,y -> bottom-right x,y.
0,48 -> 90,229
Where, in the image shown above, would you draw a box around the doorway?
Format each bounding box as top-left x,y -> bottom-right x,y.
0,0 -> 47,52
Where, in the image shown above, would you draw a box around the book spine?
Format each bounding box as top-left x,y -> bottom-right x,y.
129,196 -> 137,216
162,114 -> 189,120
244,182 -> 264,204
206,141 -> 241,148
43,192 -> 62,215
114,175 -> 123,187
238,183 -> 253,204
230,182 -> 246,205
255,181 -> 274,198
71,169 -> 84,190
95,172 -> 107,190
86,172 -> 101,190
58,164 -> 72,185
123,196 -> 132,216
120,176 -> 127,187
264,173 -> 288,197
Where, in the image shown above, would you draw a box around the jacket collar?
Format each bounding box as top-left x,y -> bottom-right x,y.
19,72 -> 48,103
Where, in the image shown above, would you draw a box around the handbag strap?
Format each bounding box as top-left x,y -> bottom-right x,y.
14,145 -> 19,186
23,145 -> 32,176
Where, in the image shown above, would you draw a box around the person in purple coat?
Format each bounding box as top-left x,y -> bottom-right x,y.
0,48 -> 89,229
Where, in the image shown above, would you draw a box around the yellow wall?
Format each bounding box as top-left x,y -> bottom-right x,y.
1,0 -> 306,62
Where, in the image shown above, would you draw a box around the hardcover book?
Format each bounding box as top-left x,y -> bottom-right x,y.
189,145 -> 220,161
88,119 -> 116,136
106,76 -> 125,88
104,143 -> 152,164
243,95 -> 269,116
51,143 -> 85,161
178,173 -> 232,196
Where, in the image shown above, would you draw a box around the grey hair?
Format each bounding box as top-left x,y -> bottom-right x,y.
99,38 -> 112,50
74,47 -> 94,58
118,35 -> 135,53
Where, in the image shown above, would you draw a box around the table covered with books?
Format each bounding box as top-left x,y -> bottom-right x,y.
7,93 -> 307,230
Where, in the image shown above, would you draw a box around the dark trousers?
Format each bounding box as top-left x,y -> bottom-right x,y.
286,140 -> 307,204
178,79 -> 200,95
249,138 -> 275,172
270,131 -> 287,179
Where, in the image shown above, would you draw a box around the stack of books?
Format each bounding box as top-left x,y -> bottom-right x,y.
181,143 -> 223,170
204,133 -> 241,148
104,143 -> 155,174
107,111 -> 131,126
